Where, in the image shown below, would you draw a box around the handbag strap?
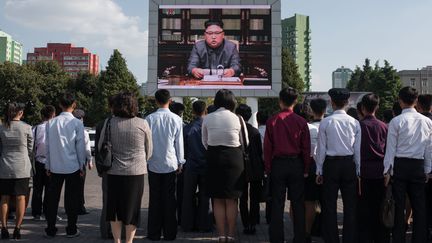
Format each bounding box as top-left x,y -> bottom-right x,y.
98,117 -> 112,151
238,115 -> 247,153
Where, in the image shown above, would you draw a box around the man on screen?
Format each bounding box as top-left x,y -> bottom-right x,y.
187,19 -> 242,79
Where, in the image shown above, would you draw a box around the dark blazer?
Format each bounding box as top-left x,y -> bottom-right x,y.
245,123 -> 265,181
187,39 -> 241,76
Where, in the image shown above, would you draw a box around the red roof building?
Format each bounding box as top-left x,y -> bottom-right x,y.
27,43 -> 99,76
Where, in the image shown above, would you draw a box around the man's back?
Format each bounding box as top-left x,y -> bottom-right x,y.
46,112 -> 85,174
146,108 -> 184,173
184,117 -> 206,174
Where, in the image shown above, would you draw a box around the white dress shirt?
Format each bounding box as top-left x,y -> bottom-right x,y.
33,121 -> 48,164
383,108 -> 432,175
46,112 -> 86,174
84,130 -> 92,164
202,108 -> 248,149
308,121 -> 320,160
258,125 -> 266,147
316,110 -> 362,175
146,108 -> 185,173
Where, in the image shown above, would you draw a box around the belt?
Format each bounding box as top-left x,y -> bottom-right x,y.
326,155 -> 353,160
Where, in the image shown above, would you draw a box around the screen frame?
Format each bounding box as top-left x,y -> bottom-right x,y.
147,0 -> 281,98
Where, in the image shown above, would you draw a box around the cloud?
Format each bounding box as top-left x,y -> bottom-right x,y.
4,0 -> 148,58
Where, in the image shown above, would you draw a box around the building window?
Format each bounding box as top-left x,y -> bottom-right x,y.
422,80 -> 427,87
411,80 -> 416,86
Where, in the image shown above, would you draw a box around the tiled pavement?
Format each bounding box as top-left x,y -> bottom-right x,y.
10,170 -> 345,242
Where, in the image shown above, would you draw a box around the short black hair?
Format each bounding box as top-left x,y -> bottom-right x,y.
279,87 -> 298,107
332,99 -> 348,109
40,105 -> 56,119
399,86 -> 418,105
205,19 -> 224,29
309,98 -> 327,115
294,103 -> 312,121
112,92 -> 138,118
383,109 -> 394,123
361,93 -> 380,113
347,107 -> 359,120
214,89 -> 236,112
192,100 -> 206,116
155,89 -> 171,105
356,101 -> 363,117
170,102 -> 185,116
235,104 -> 252,122
59,93 -> 76,108
256,111 -> 269,125
417,94 -> 432,111
392,101 -> 402,116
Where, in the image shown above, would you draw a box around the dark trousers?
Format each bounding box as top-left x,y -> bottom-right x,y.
322,157 -> 357,243
31,161 -> 48,217
269,157 -> 305,243
392,157 -> 427,243
425,180 -> 432,231
45,170 -> 81,235
78,167 -> 87,212
181,169 -> 211,231
100,173 -> 111,238
148,171 -> 177,240
240,180 -> 261,228
358,178 -> 390,243
176,168 -> 184,225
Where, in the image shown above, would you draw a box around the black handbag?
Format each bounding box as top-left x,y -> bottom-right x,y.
260,175 -> 271,202
96,117 -> 112,172
238,116 -> 252,182
381,184 -> 395,228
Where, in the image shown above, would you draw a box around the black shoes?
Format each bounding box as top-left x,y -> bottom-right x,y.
1,227 -> 9,239
12,227 -> 21,240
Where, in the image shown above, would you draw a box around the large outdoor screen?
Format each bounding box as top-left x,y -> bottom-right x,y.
157,5 -> 272,90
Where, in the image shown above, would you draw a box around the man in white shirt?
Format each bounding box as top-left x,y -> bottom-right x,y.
145,89 -> 185,241
44,93 -> 86,238
31,105 -> 56,221
316,88 -> 361,243
383,87 -> 432,243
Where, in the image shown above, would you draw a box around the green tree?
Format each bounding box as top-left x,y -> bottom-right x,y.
93,49 -> 143,122
281,47 -> 305,92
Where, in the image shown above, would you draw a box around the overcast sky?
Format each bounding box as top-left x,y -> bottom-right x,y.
1,0 -> 431,91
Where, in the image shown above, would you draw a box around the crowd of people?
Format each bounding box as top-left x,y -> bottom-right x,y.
0,85 -> 431,243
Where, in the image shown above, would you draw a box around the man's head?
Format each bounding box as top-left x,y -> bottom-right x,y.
361,93 -> 380,115
170,102 -> 185,117
59,93 -> 77,111
72,109 -> 85,121
398,86 -> 418,108
309,98 -> 327,119
204,19 -> 225,49
328,88 -> 350,110
236,104 -> 252,122
417,94 -> 432,113
40,105 -> 56,121
294,103 -> 312,122
279,87 -> 298,109
256,111 -> 269,126
155,89 -> 171,107
192,100 -> 207,117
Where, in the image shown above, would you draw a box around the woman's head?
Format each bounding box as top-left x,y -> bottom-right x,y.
112,92 -> 139,118
214,89 -> 236,112
3,102 -> 25,127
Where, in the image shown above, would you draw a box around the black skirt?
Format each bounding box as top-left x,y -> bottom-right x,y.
206,146 -> 245,199
106,174 -> 144,226
0,178 -> 30,196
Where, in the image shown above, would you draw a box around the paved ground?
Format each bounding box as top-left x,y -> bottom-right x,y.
7,170 -> 349,242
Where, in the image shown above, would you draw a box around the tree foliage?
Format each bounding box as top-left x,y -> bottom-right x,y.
258,48 -> 305,117
346,58 -> 402,116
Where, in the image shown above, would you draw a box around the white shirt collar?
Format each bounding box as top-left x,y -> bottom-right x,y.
333,109 -> 347,115
402,108 -> 416,114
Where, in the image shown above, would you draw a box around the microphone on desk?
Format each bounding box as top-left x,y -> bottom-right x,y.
208,50 -> 213,75
217,65 -> 224,79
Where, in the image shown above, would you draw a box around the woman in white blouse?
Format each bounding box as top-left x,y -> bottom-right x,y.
202,89 -> 248,243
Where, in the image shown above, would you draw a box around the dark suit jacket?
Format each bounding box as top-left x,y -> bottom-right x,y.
245,123 -> 265,181
187,39 -> 241,76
